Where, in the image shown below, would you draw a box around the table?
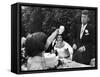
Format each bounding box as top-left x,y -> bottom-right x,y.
57,58 -> 91,69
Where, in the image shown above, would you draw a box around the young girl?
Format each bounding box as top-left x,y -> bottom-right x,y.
25,32 -> 47,70
53,34 -> 73,60
24,29 -> 59,70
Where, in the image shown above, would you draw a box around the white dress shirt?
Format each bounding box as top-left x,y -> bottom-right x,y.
80,24 -> 87,39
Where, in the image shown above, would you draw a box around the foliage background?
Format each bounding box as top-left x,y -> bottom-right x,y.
21,6 -> 96,44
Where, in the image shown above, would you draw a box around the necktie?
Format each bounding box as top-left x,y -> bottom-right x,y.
80,25 -> 84,39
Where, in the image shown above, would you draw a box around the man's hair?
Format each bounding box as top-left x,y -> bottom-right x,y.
82,10 -> 89,16
25,32 -> 47,57
82,10 -> 90,22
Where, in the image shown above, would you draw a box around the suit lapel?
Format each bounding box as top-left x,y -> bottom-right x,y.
82,24 -> 88,39
79,24 -> 82,40
77,24 -> 81,44
76,24 -> 81,47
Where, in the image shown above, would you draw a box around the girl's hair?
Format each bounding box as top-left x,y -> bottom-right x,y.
56,34 -> 63,41
25,32 -> 47,57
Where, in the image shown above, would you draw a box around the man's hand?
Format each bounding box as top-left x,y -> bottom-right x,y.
73,44 -> 77,50
90,58 -> 95,67
78,46 -> 86,52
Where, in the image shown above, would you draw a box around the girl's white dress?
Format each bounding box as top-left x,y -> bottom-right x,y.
53,41 -> 73,59
27,56 -> 46,70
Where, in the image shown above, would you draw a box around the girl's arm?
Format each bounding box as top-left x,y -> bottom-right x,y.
45,29 -> 59,50
64,41 -> 73,60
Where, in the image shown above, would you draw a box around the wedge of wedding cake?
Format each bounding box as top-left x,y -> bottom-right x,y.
44,53 -> 58,68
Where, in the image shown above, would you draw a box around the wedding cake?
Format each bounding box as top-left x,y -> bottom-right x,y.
44,53 -> 58,68
59,25 -> 65,34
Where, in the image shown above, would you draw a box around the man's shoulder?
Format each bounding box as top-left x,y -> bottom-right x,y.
87,23 -> 95,30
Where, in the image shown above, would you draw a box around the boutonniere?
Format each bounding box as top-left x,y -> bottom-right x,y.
85,29 -> 89,35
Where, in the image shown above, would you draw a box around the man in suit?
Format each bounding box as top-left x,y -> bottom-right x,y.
72,10 -> 95,65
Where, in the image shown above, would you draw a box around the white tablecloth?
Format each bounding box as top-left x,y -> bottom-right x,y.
57,58 -> 91,69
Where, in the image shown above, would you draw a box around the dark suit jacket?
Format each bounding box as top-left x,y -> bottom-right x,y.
72,23 -> 95,65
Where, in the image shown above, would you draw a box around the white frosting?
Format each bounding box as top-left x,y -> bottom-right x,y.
44,53 -> 58,67
44,53 -> 55,58
59,26 -> 65,34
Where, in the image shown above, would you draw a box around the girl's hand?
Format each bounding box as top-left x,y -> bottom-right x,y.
73,44 -> 77,50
